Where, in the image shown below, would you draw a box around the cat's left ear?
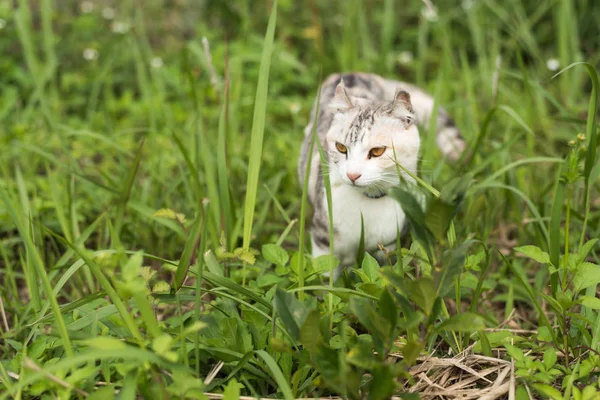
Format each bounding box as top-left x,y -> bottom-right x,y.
388,90 -> 415,126
329,79 -> 354,111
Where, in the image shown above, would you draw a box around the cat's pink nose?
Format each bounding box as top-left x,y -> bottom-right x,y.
347,172 -> 362,183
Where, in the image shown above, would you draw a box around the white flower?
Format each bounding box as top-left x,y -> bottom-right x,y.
83,48 -> 99,61
546,58 -> 560,72
0,19 -> 6,30
421,6 -> 439,22
80,1 -> 94,14
461,0 -> 474,10
150,56 -> 164,69
398,51 -> 414,65
102,7 -> 115,20
111,21 -> 130,34
289,102 -> 301,114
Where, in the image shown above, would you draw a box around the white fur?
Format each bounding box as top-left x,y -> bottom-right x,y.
316,110 -> 420,279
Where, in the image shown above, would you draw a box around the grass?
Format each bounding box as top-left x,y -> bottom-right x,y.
1,0 -> 600,398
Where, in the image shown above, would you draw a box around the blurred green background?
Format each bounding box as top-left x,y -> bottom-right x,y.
1,0 -> 598,268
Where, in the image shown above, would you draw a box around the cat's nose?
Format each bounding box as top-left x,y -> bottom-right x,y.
347,172 -> 362,183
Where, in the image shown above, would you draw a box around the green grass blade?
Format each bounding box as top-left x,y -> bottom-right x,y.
172,210 -> 204,292
241,1 -> 278,269
0,188 -> 72,356
43,229 -> 143,342
254,350 -> 294,400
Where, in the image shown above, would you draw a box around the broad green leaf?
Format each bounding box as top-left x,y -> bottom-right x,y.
367,365 -> 396,400
204,251 -> 224,277
273,288 -> 308,341
349,297 -> 390,356
404,277 -> 436,316
262,244 -> 289,266
436,312 -> 485,332
312,254 -> 339,273
514,245 -> 551,265
300,309 -> 321,351
436,241 -> 472,296
425,197 -> 455,241
579,296 -> 600,310
378,288 -> 397,334
87,386 -> 116,400
576,239 -> 599,265
573,262 -> 600,292
346,340 -> 377,370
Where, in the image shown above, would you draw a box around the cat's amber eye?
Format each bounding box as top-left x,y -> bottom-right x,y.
336,142 -> 348,154
369,147 -> 386,158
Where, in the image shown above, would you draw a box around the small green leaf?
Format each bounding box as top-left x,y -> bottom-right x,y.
537,326 -> 553,342
234,247 -> 256,264
262,244 -> 289,266
533,383 -> 563,400
543,348 -> 557,371
151,281 -> 170,293
515,245 -> 551,265
402,340 -> 424,366
362,254 -> 380,283
223,378 -> 244,400
504,343 -> 524,362
122,251 -> 143,282
152,334 -> 173,356
436,312 -> 485,332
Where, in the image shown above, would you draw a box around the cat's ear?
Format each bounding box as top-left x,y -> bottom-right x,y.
329,79 -> 354,111
388,90 -> 415,126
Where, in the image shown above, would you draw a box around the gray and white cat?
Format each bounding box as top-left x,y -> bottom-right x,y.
298,72 -> 465,279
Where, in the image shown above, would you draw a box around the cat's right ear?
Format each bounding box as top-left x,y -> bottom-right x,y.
329,79 -> 354,111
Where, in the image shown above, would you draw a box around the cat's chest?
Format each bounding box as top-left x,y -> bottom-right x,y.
330,183 -> 405,251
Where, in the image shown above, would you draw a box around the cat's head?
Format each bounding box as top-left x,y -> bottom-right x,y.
326,80 -> 420,197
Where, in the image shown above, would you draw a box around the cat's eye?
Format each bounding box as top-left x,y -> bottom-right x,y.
336,142 -> 348,154
369,147 -> 386,158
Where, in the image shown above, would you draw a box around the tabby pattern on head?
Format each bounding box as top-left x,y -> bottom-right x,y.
298,73 -> 465,279
326,79 -> 420,199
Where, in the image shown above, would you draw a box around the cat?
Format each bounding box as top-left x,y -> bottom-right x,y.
298,72 -> 466,280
